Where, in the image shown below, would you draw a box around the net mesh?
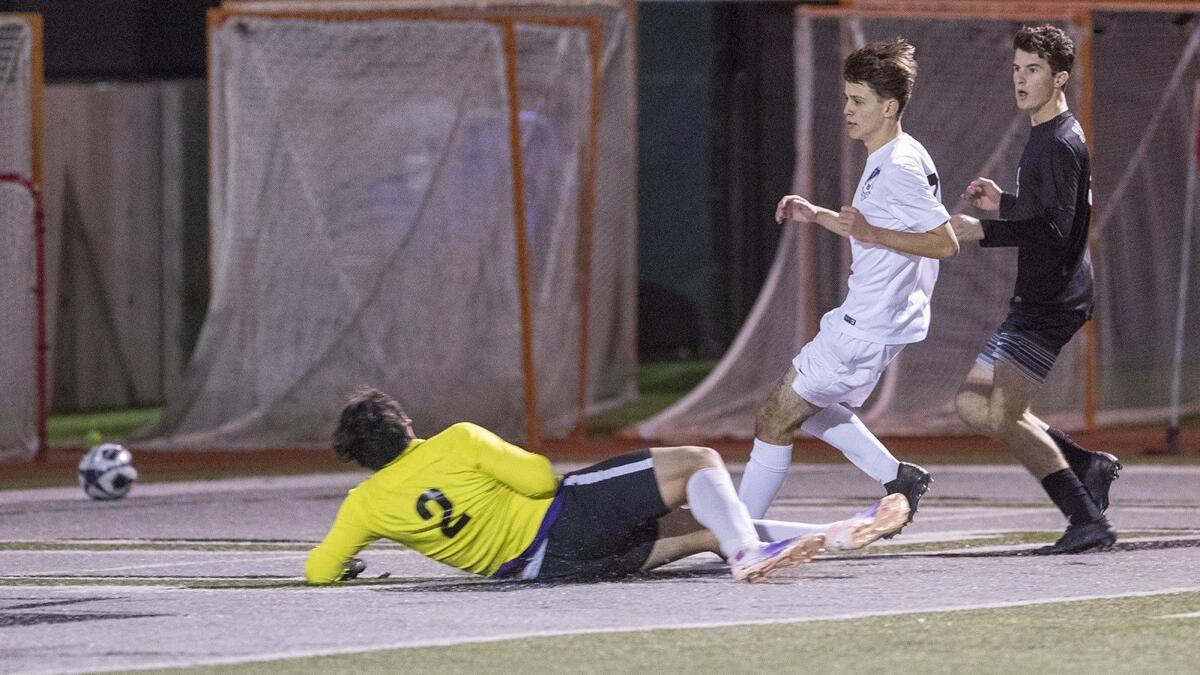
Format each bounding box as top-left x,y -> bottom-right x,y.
0,19 -> 31,175
0,16 -> 37,461
638,9 -> 1200,440
0,181 -> 37,461
148,12 -> 634,448
1091,11 -> 1200,424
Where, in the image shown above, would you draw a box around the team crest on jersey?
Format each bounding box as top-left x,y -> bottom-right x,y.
861,166 -> 880,200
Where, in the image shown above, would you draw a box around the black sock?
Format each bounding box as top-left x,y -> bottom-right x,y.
1046,427 -> 1088,468
1041,469 -> 1102,525
1045,426 -> 1077,450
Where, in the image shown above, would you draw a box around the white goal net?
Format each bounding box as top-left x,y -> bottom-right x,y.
0,14 -> 40,461
639,7 -> 1200,441
148,6 -> 636,449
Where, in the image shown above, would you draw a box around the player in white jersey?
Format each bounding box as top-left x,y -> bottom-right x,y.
738,39 -> 959,533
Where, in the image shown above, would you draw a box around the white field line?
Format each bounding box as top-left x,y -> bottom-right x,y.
912,508 -> 1053,523
1158,611 -> 1200,619
730,464 -> 1200,477
30,553 -> 303,576
88,586 -> 1200,674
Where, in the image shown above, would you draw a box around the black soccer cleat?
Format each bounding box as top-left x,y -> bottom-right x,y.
1034,517 -> 1117,555
881,461 -> 932,538
340,558 -> 367,581
1051,432 -> 1122,512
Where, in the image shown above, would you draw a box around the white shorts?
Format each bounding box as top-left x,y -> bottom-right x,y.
790,328 -> 905,408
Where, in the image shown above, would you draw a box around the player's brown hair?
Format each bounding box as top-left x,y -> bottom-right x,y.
843,38 -> 917,116
332,387 -> 413,470
1014,24 -> 1074,76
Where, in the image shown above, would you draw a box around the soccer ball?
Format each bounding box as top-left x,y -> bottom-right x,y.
78,443 -> 139,500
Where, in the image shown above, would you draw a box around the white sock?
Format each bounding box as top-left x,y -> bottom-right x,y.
752,519 -> 830,541
737,438 -> 793,519
687,467 -> 762,559
802,404 -> 899,484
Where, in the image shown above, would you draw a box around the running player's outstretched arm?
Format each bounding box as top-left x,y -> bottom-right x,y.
306,495 -> 379,584
455,423 -> 558,498
977,142 -> 1083,248
962,177 -> 1016,216
776,194 -> 848,237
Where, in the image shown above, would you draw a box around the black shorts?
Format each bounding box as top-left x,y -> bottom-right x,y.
531,449 -> 668,581
977,306 -> 1088,383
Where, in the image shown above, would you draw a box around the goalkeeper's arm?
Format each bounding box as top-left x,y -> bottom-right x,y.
305,500 -> 377,584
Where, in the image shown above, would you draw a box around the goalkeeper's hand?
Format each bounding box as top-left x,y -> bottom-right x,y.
340,558 -> 367,581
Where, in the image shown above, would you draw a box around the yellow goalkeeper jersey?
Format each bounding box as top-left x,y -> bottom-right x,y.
305,422 -> 558,584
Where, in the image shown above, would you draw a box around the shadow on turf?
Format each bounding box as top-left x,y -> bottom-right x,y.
376,561 -> 842,593
0,596 -> 169,626
849,536 -> 1200,560
373,537 -> 1200,591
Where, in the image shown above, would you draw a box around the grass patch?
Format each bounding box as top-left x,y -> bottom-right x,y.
587,360 -> 715,434
47,407 -> 161,447
159,591 -> 1200,673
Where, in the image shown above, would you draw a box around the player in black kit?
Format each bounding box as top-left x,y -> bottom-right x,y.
950,25 -> 1119,555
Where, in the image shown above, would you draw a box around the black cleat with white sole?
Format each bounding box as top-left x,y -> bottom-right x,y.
882,461 -> 932,538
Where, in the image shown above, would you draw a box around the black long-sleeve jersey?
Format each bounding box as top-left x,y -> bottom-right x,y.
981,111 -> 1094,315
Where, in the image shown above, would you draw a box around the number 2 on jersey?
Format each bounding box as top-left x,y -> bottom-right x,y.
416,488 -> 471,538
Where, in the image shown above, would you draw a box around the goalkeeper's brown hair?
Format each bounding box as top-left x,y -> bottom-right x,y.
333,387 -> 413,470
843,38 -> 917,116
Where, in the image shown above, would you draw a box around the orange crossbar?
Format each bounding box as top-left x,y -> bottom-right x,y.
807,4 -> 1078,20
208,6 -> 602,29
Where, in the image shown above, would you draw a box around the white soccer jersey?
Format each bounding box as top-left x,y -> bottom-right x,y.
831,133 -> 949,345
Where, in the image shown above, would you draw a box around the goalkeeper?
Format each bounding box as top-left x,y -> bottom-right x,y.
306,388 -> 910,584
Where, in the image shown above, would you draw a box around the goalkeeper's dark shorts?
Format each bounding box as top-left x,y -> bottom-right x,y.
493,449 -> 668,581
976,305 -> 1089,384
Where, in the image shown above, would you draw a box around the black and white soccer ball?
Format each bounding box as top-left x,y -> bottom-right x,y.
78,443 -> 138,501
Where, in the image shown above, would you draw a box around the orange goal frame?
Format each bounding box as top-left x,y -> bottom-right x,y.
207,5 -> 607,451
0,12 -> 46,461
